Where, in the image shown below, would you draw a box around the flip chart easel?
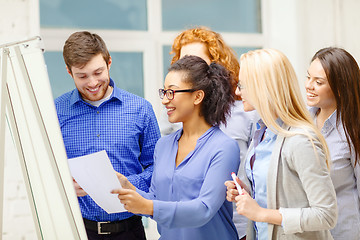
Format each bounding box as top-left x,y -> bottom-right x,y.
0,37 -> 87,239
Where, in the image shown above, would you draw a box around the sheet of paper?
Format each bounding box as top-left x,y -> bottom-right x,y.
68,150 -> 126,213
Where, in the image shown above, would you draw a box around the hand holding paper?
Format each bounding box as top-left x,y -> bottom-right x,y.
68,150 -> 126,213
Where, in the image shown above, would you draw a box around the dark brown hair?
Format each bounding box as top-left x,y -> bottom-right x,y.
312,47 -> 360,165
169,55 -> 234,126
63,31 -> 110,73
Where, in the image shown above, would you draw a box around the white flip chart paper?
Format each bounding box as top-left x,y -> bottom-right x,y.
68,150 -> 126,213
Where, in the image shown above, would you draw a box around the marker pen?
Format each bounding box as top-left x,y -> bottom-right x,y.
231,172 -> 243,194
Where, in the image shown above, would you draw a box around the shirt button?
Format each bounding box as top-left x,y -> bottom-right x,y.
97,111 -> 99,114
97,134 -> 100,137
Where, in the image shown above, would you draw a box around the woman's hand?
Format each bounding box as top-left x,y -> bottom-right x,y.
225,176 -> 249,202
235,190 -> 282,225
115,172 -> 136,191
111,188 -> 153,215
235,190 -> 263,222
225,180 -> 239,202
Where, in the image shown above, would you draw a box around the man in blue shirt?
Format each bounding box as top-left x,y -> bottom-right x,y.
55,31 -> 160,240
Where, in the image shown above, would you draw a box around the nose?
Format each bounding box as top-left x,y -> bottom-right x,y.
161,96 -> 170,105
235,87 -> 241,97
88,76 -> 99,88
305,77 -> 313,90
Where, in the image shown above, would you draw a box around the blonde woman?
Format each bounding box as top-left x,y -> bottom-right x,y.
225,49 -> 337,239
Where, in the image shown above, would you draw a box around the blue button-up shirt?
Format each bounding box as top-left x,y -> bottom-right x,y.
138,127 -> 240,240
55,79 -> 160,221
246,120 -> 278,240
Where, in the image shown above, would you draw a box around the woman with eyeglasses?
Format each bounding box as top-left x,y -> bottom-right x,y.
112,55 -> 240,240
225,49 -> 337,239
170,27 -> 258,239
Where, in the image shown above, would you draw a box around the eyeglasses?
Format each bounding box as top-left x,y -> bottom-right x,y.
158,88 -> 195,100
237,82 -> 245,91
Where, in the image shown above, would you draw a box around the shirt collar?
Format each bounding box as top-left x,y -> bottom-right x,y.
309,107 -> 337,130
70,78 -> 123,106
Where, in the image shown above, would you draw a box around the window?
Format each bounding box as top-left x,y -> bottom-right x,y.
40,0 -> 263,118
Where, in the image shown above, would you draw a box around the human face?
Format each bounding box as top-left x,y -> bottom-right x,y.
236,69 -> 255,112
180,42 -> 211,64
162,71 -> 197,123
68,53 -> 112,101
305,59 -> 336,111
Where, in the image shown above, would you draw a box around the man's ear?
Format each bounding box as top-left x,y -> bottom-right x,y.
193,90 -> 205,105
108,56 -> 112,69
66,65 -> 73,77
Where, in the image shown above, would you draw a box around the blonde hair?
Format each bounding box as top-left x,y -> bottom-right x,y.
171,27 -> 240,99
240,49 -> 330,167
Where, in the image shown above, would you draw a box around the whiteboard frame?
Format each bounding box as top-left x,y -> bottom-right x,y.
0,37 -> 87,239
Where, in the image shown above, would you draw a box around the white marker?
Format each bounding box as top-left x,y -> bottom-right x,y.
231,172 -> 243,194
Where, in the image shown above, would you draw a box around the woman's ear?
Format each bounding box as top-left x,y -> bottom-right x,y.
193,90 -> 205,105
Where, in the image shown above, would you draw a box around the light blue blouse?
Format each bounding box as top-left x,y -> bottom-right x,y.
220,101 -> 259,239
245,120 -> 277,240
138,126 -> 240,240
310,107 -> 360,239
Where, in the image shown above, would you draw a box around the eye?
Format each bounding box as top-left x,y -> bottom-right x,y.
79,75 -> 87,79
316,81 -> 323,85
95,71 -> 102,75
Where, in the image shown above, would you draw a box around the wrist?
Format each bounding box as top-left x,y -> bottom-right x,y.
145,199 -> 154,216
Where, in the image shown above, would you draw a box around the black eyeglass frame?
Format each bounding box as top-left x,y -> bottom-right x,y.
236,82 -> 245,91
158,88 -> 196,100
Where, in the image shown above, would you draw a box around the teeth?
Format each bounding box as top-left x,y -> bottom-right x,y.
167,108 -> 175,112
88,87 -> 99,92
307,92 -> 316,97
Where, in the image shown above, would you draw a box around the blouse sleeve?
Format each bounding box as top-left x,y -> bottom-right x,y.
279,134 -> 338,234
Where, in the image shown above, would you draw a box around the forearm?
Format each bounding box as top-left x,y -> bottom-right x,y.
259,208 -> 282,225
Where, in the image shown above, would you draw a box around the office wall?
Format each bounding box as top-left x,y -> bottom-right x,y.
0,0 -> 40,239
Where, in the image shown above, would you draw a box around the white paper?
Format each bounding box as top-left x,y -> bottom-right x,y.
68,150 -> 126,213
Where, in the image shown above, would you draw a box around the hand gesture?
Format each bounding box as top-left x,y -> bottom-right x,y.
111,188 -> 153,215
115,172 -> 136,191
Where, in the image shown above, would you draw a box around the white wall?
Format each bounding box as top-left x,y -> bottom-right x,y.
263,0 -> 360,96
1,0 -> 40,239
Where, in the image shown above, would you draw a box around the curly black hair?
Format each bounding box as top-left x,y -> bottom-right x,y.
169,55 -> 234,126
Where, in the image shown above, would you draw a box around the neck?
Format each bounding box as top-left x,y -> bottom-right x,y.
181,115 -> 212,140
316,106 -> 336,128
104,85 -> 113,99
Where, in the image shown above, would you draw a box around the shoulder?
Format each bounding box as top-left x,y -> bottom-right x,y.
281,127 -> 326,166
210,127 -> 240,153
54,89 -> 76,113
283,127 -> 320,146
116,88 -> 154,112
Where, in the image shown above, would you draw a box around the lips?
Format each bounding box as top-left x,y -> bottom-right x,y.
87,86 -> 100,94
306,92 -> 317,98
166,107 -> 175,115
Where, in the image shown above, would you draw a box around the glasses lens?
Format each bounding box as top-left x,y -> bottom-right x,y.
166,90 -> 174,100
159,89 -> 164,99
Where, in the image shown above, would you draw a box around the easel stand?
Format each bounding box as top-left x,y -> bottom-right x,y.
0,37 -> 87,239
